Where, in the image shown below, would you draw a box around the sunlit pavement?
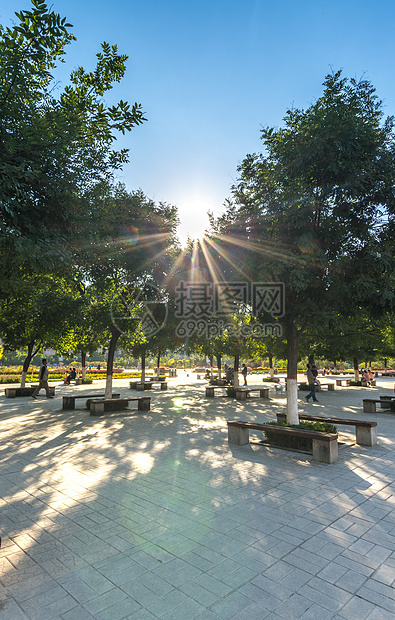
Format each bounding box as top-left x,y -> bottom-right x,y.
1,371 -> 395,619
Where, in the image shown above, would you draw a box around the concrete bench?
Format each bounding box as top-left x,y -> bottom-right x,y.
336,379 -> 351,386
277,413 -> 377,446
316,382 -> 335,391
363,398 -> 394,413
235,388 -> 269,401
62,393 -> 120,410
90,397 -> 151,416
205,386 -> 230,397
129,381 -> 167,390
298,382 -> 335,392
5,386 -> 55,398
227,420 -> 338,464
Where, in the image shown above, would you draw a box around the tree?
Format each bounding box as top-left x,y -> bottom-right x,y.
79,183 -> 179,398
211,71 -> 395,423
0,0 -> 145,276
0,275 -> 78,386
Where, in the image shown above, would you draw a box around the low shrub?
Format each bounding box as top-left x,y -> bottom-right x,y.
262,377 -> 279,383
349,380 -> 362,386
226,387 -> 236,397
263,420 -> 337,451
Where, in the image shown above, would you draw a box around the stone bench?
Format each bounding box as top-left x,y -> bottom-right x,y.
5,386 -> 55,398
205,386 -> 230,397
129,381 -> 167,391
298,382 -> 335,392
62,393 -> 120,410
227,420 -> 338,464
235,388 -> 269,401
90,397 -> 151,416
363,398 -> 394,413
336,379 -> 351,386
277,413 -> 377,446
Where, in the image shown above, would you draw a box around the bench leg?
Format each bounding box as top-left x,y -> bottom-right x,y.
62,397 -> 75,410
235,390 -> 247,401
161,383 -> 168,390
5,389 -> 16,398
328,384 -> 335,391
138,398 -> 150,411
259,389 -> 269,398
90,402 -> 105,416
228,426 -> 249,445
363,401 -> 377,413
312,438 -> 338,463
206,388 -> 215,397
356,426 -> 377,446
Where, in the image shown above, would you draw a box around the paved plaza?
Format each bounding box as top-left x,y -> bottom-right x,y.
1,372 -> 395,619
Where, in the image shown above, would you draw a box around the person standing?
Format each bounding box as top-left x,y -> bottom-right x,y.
31,359 -> 53,399
305,364 -> 318,402
241,363 -> 248,386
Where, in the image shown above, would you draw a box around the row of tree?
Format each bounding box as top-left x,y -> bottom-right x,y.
1,3 -> 395,421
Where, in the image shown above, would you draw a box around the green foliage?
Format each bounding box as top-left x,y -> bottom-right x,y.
0,1 -> 146,271
263,421 -> 337,451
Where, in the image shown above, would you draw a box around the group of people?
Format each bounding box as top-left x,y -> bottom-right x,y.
224,363 -> 248,385
64,367 -> 77,385
362,368 -> 374,385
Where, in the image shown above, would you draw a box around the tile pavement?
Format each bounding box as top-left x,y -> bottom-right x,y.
1,373 -> 395,619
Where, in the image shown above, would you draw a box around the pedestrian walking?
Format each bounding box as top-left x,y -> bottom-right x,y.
31,359 -> 53,399
305,363 -> 319,402
241,363 -> 248,386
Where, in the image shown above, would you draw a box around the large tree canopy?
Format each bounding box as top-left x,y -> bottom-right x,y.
210,70 -> 395,422
0,0 -> 145,271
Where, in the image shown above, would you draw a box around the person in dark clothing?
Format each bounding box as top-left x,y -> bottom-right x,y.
31,359 -> 53,399
65,368 -> 77,385
305,364 -> 319,402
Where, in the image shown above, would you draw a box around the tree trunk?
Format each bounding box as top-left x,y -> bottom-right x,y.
285,319 -> 299,424
21,341 -> 40,388
353,356 -> 359,382
141,351 -> 146,383
105,328 -> 121,399
81,350 -> 86,380
157,351 -> 161,379
268,354 -> 274,378
308,354 -> 315,366
234,354 -> 240,387
333,360 -> 337,373
217,355 -> 222,379
210,356 -> 214,377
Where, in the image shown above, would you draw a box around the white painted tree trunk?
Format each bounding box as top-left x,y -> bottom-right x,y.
20,371 -> 27,388
105,374 -> 112,399
233,370 -> 239,387
270,367 -> 275,378
82,366 -> 86,380
286,378 -> 299,424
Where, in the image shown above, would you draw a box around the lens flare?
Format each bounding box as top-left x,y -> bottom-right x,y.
124,226 -> 139,245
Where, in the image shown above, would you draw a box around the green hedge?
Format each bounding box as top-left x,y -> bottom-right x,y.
263,420 -> 337,451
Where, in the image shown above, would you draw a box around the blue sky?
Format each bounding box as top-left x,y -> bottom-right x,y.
2,0 -> 395,242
